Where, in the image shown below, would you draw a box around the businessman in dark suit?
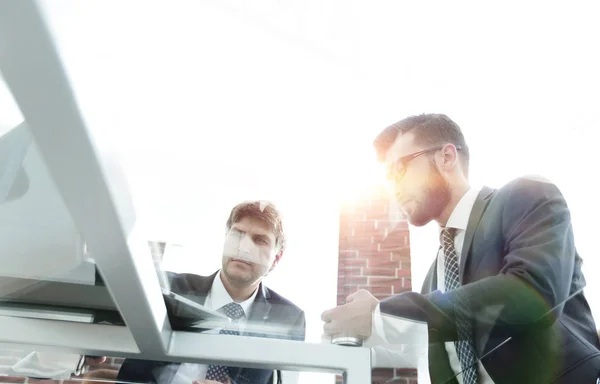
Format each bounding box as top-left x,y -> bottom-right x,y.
118,201 -> 305,384
322,114 -> 600,383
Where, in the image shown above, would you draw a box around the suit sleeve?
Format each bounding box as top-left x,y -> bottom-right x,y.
380,179 -> 577,342
117,359 -> 167,384
290,311 -> 306,341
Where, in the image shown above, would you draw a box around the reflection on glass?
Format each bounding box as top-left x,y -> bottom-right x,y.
139,201 -> 307,383
0,349 -> 343,384
154,200 -> 305,338
0,122 -> 121,325
0,344 -> 109,381
0,75 -> 23,133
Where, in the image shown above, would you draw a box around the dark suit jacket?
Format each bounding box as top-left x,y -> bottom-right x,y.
379,178 -> 600,383
117,271 -> 306,384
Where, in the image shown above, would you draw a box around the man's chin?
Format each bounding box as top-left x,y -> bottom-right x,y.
406,212 -> 432,227
224,263 -> 252,280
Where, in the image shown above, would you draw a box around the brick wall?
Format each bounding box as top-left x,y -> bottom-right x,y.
337,184 -> 417,384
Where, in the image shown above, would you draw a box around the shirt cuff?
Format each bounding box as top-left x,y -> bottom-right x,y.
369,303 -> 389,344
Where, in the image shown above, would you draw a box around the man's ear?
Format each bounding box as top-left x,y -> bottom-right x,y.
269,250 -> 284,271
434,144 -> 459,176
441,143 -> 460,168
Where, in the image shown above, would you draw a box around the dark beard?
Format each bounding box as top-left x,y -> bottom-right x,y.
408,161 -> 451,227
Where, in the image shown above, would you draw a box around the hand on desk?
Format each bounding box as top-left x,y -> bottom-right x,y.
321,289 -> 379,340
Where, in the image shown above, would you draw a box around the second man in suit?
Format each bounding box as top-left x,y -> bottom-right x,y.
118,200 -> 305,384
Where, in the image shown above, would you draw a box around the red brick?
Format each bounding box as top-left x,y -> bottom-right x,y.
340,276 -> 368,285
338,236 -> 350,249
0,377 -> 26,383
339,212 -> 367,223
366,211 -> 389,222
363,285 -> 393,295
340,286 -> 362,296
372,280 -> 404,294
396,368 -> 418,377
338,265 -> 362,275
350,233 -> 380,246
338,258 -> 367,268
337,285 -> 352,295
368,276 -> 402,286
365,243 -> 381,254
396,269 -> 411,278
366,257 -> 400,269
343,221 -> 378,234
371,233 -> 388,246
390,248 -> 411,262
338,250 -> 359,259
372,368 -> 395,376
381,240 -> 410,252
372,368 -> 396,384
382,222 -> 409,232
338,186 -> 413,336
384,226 -> 409,237
363,267 -> 396,277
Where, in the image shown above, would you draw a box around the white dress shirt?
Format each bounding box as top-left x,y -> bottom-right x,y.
370,188 -> 495,384
170,271 -> 258,384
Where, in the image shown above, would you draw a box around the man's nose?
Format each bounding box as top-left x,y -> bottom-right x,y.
239,234 -> 254,250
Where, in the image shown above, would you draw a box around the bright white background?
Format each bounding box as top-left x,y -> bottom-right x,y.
1,1 -> 599,382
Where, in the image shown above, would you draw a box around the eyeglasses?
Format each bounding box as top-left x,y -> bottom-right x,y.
387,145 -> 463,181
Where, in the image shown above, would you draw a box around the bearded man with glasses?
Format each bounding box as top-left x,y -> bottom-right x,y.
322,114 -> 600,384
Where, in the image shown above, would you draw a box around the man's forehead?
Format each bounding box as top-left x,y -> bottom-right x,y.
384,132 -> 418,163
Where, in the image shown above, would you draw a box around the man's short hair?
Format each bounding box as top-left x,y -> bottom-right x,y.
226,201 -> 286,252
373,113 -> 470,176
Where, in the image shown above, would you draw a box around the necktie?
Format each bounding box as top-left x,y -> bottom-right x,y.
441,227 -> 479,384
205,302 -> 245,383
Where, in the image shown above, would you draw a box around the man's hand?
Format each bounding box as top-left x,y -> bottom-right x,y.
321,289 -> 379,340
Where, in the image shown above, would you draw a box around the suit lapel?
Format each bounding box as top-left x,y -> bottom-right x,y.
177,271 -> 217,305
246,283 -> 272,333
421,257 -> 438,294
458,186 -> 495,283
195,272 -> 217,305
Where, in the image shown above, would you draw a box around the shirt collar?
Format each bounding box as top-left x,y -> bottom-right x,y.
443,187 -> 481,231
210,270 -> 258,317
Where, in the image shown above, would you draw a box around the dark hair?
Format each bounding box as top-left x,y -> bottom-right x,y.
373,113 -> 470,175
226,201 -> 286,252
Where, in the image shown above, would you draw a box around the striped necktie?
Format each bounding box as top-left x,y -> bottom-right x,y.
441,227 -> 478,384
